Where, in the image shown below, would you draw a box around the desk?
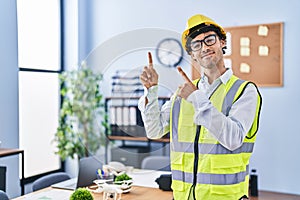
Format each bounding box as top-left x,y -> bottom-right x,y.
13,169 -> 172,200
0,148 -> 25,195
13,186 -> 173,200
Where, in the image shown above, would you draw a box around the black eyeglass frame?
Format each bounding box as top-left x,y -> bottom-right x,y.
190,34 -> 217,52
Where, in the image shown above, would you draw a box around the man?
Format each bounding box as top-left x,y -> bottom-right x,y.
139,14 -> 262,200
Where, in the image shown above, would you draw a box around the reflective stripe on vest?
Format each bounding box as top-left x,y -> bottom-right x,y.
172,165 -> 249,185
222,79 -> 244,116
171,141 -> 254,154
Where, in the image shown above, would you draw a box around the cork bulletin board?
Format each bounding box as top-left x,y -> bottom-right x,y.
191,22 -> 283,87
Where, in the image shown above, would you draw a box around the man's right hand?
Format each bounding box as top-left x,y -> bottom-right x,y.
140,52 -> 158,89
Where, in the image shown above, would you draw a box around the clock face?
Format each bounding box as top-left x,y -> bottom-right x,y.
156,38 -> 183,67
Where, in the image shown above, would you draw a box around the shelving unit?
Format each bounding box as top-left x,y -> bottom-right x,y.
104,96 -> 170,166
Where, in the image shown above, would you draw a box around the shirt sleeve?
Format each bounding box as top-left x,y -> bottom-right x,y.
138,86 -> 172,139
187,83 -> 258,151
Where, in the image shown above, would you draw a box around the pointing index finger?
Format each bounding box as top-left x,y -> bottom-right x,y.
148,52 -> 153,68
177,66 -> 192,83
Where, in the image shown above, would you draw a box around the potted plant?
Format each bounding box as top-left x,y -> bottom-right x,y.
53,62 -> 110,161
70,188 -> 93,200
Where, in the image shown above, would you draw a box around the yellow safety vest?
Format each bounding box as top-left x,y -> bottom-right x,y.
170,75 -> 262,200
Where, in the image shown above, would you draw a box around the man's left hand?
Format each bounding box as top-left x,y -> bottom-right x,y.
177,66 -> 197,100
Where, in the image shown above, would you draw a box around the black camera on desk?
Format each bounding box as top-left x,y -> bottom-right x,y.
155,174 -> 172,191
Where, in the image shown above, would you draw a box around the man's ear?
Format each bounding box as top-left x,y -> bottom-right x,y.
220,39 -> 226,48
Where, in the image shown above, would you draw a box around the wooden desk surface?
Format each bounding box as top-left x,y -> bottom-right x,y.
0,148 -> 24,157
12,186 -> 173,200
250,191 -> 300,200
13,187 -> 300,200
94,186 -> 173,200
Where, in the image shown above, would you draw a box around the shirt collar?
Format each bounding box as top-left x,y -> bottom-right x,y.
219,68 -> 233,84
200,67 -> 232,85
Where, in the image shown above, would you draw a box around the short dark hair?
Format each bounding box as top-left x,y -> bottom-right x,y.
185,23 -> 227,55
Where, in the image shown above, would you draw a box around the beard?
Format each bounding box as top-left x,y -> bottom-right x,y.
195,49 -> 223,70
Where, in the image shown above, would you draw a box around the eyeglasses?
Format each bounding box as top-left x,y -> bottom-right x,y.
190,34 -> 217,52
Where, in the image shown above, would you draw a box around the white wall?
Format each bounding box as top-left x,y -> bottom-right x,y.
77,0 -> 300,195
0,0 -> 20,198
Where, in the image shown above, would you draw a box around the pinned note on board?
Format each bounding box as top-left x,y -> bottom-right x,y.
240,47 -> 250,56
258,25 -> 269,36
240,37 -> 250,46
240,63 -> 251,73
259,45 -> 269,56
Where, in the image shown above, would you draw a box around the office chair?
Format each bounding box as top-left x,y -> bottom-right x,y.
76,156 -> 103,188
141,156 -> 171,171
0,190 -> 9,200
32,172 -> 71,192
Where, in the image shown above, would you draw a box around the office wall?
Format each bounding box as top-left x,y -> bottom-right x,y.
78,0 -> 300,195
0,0 -> 20,198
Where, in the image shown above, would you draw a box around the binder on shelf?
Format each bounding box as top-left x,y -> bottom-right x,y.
129,107 -> 136,125
122,107 -> 130,126
115,107 -> 123,126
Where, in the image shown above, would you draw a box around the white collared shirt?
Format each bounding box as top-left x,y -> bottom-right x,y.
138,69 -> 258,151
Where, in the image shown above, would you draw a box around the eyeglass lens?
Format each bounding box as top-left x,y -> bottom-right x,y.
190,34 -> 217,51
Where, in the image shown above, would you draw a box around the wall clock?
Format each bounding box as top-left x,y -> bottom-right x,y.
156,38 -> 183,67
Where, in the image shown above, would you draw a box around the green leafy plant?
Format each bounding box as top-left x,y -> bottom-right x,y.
70,188 -> 93,200
53,62 -> 110,160
114,173 -> 132,182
